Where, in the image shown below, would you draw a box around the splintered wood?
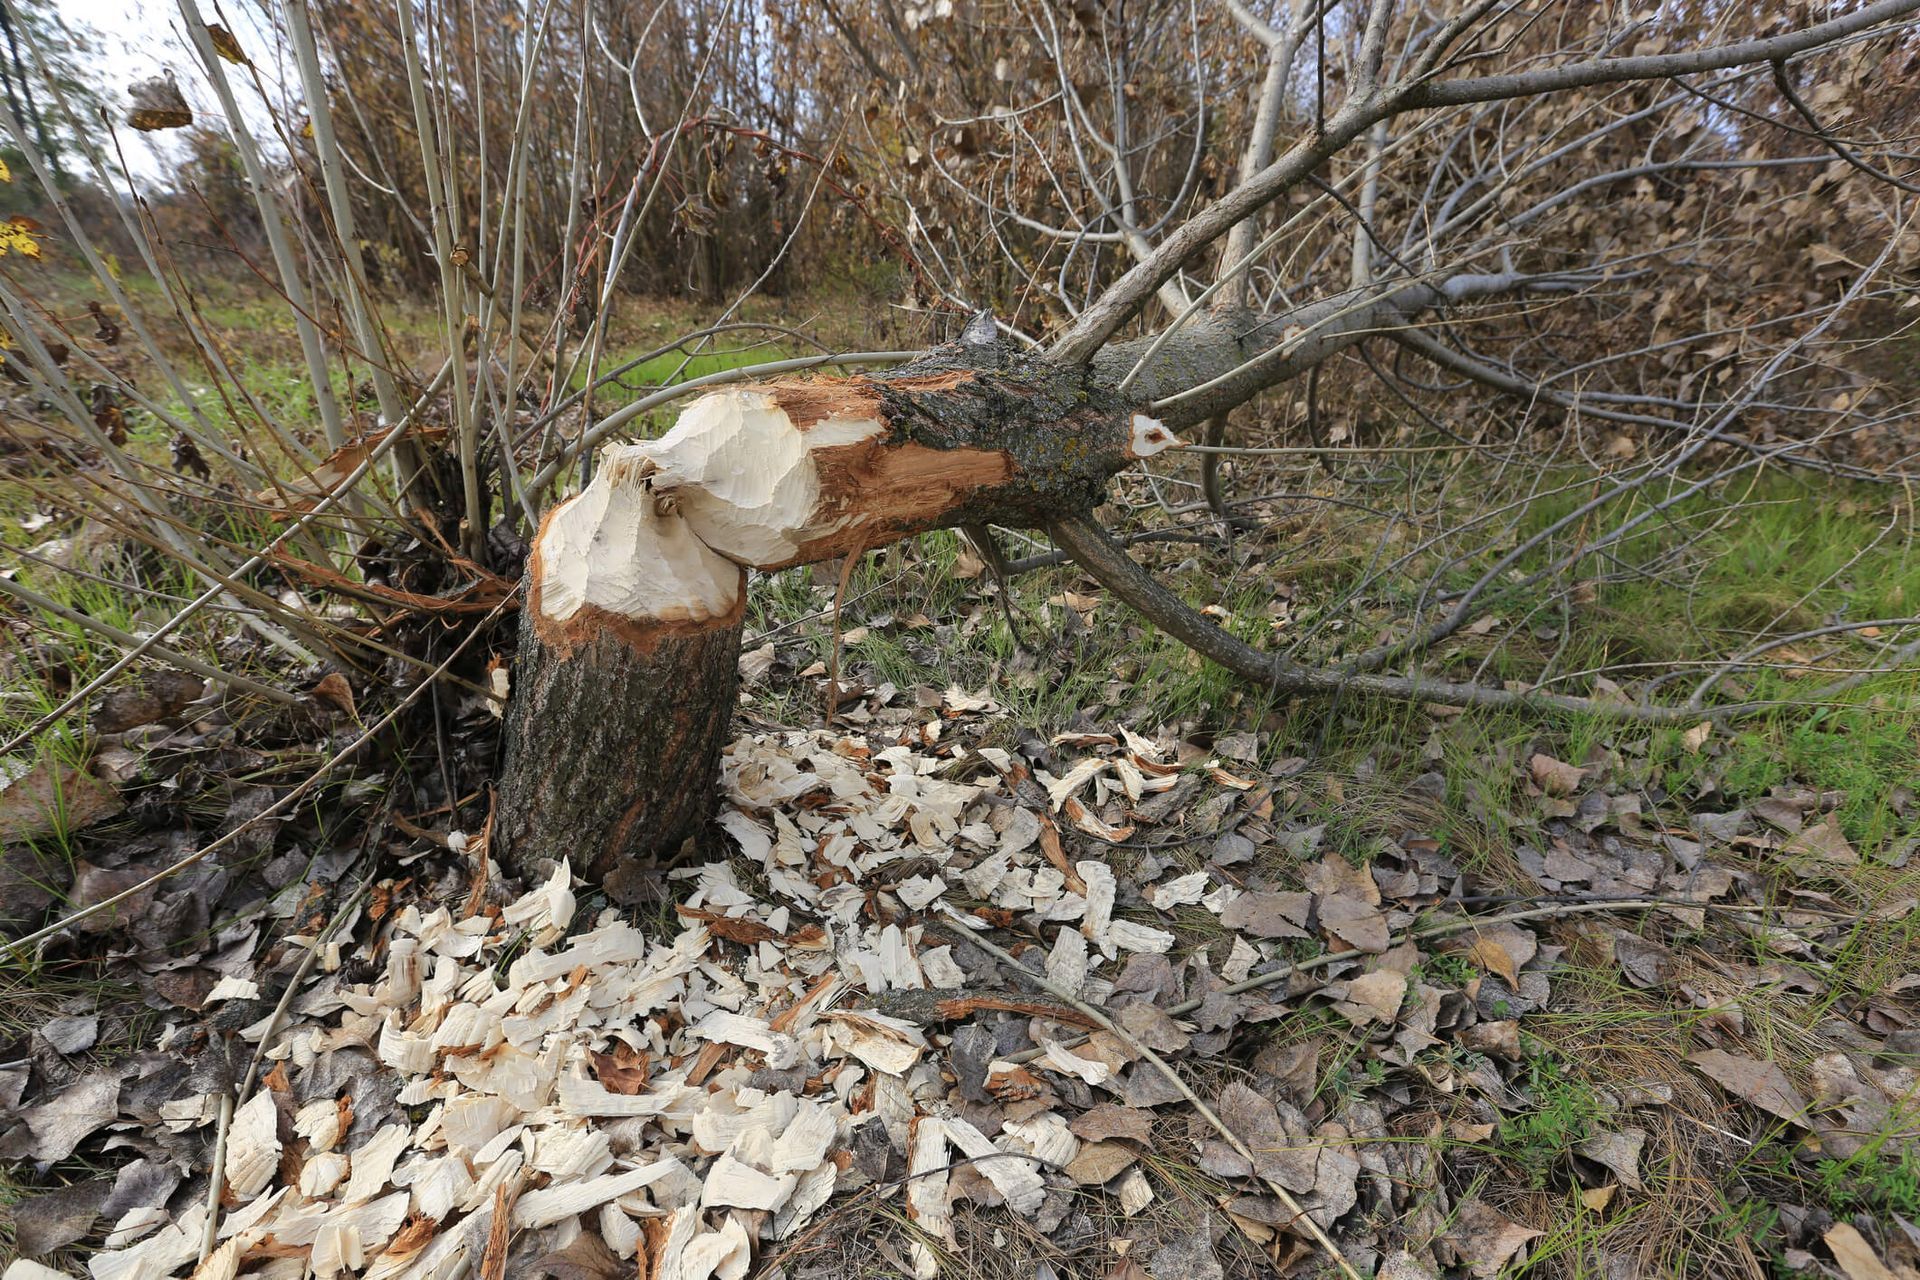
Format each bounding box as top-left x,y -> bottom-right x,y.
82,720 -> 1315,1280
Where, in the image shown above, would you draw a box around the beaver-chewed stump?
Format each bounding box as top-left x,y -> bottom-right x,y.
497,352 -> 1179,897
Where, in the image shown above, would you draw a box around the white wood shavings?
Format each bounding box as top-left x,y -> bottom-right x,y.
428,1002 -> 494,1052
103,1206 -> 168,1249
1036,1041 -> 1112,1085
874,924 -> 924,990
310,1221 -> 363,1280
680,1215 -> 753,1280
940,1114 -> 1046,1216
294,1096 -> 345,1152
600,1204 -> 642,1259
377,1013 -> 437,1074
527,1125 -> 613,1179
1107,919 -> 1177,955
88,1207 -> 204,1280
920,945 -> 966,987
904,1118 -> 951,1280
224,1091 -> 280,1199
771,1098 -> 837,1173
895,875 -> 946,910
691,1090 -> 796,1155
1001,1112 -> 1080,1168
298,1151 -> 350,1198
700,1152 -> 796,1211
448,1041 -> 555,1111
7,1261 -> 80,1280
1043,758 -> 1108,811
203,975 -> 260,1004
500,858 -> 575,945
459,1150 -> 524,1213
1045,926 -> 1089,996
719,809 -> 773,861
341,1123 -> 411,1204
1146,871 -> 1210,910
1079,861 -> 1117,953
407,1156 -> 475,1222
439,1094 -> 519,1154
821,1011 -> 927,1075
652,1205 -> 701,1280
215,1187 -> 286,1242
511,1159 -> 684,1229
689,1010 -> 778,1052
774,1161 -> 836,1241
1117,1167 -> 1155,1215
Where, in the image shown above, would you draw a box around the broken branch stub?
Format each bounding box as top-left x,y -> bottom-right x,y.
499,357 -> 1177,893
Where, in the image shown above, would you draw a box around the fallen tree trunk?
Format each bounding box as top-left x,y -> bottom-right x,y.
499,350 -> 1177,890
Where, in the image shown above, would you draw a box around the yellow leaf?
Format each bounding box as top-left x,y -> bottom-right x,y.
1467,937 -> 1520,986
208,23 -> 250,65
0,155 -> 10,182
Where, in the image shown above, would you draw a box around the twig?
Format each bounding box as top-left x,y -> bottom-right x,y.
936,903 -> 1365,1280
198,1090 -> 234,1263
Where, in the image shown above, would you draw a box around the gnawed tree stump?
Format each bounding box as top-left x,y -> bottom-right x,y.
499,352 -> 1177,893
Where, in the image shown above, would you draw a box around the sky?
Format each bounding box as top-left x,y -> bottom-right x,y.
52,0 -> 284,182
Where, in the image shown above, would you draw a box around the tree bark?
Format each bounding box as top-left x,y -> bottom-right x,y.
497,587 -> 744,899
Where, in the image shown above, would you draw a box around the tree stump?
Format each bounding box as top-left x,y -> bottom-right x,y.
498,351 -> 1179,894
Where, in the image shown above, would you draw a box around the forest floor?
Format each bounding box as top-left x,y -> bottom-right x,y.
1,267 -> 1918,1280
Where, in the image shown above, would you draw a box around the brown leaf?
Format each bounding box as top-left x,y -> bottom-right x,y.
1070,1103 -> 1155,1145
127,76 -> 192,131
1317,894 -> 1389,954
93,670 -> 205,734
1574,1128 -> 1645,1190
674,905 -> 779,945
1037,816 -> 1087,895
309,672 -> 357,719
1446,1199 -> 1541,1277
1782,819 -> 1859,867
0,758 -> 123,845
1466,937 -> 1519,987
589,1044 -> 651,1096
532,1231 -> 626,1280
207,23 -> 250,65
1689,1049 -> 1811,1126
1529,753 -> 1586,796
1824,1222 -> 1898,1280
1220,891 -> 1311,940
1332,969 -> 1407,1026
1066,1140 -> 1139,1186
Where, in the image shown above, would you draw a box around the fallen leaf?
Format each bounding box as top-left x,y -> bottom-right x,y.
1467,937 -> 1519,986
0,758 -> 123,845
1147,1216 -> 1223,1280
1575,1128 -> 1645,1190
1070,1104 -> 1155,1145
1782,819 -> 1859,867
1333,969 -> 1407,1026
1529,753 -> 1585,796
1825,1222 -> 1898,1280
1219,891 -> 1311,940
1318,893 -> 1389,954
1066,1140 -> 1138,1186
1446,1199 -> 1541,1277
23,1068 -> 125,1162
1690,1049 -> 1811,1126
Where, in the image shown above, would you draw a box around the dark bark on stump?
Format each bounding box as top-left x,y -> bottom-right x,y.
497,594 -> 744,899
